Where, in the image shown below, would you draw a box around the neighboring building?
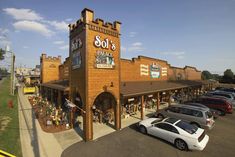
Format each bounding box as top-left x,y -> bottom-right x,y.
40,54 -> 61,83
59,57 -> 70,80
40,8 -> 212,141
16,67 -> 33,76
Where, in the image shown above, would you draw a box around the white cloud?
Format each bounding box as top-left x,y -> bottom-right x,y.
46,20 -> 68,31
0,28 -> 11,47
53,40 -> 64,45
128,42 -> 144,52
59,44 -> 69,50
3,8 -> 43,21
129,32 -> 137,38
0,38 -> 11,47
0,28 -> 9,35
13,20 -> 54,37
23,46 -> 29,49
132,42 -> 142,47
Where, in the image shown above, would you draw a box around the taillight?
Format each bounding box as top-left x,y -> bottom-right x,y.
206,119 -> 210,125
227,103 -> 232,109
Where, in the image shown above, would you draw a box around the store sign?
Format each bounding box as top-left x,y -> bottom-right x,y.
71,38 -> 82,51
95,50 -> 115,69
140,64 -> 149,76
162,67 -> 168,76
94,35 -> 116,51
150,63 -> 161,78
72,51 -> 81,69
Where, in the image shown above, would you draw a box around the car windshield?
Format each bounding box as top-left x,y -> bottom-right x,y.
151,119 -> 162,124
176,121 -> 198,134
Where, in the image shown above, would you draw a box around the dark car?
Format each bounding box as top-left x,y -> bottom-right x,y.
196,97 -> 233,116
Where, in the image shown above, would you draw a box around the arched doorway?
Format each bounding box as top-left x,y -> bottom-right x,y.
92,92 -> 116,126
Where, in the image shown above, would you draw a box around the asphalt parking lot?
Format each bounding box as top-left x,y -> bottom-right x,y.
61,113 -> 235,157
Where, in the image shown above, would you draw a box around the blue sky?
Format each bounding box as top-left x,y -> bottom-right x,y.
0,0 -> 235,74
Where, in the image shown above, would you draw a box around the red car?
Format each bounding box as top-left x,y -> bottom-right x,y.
196,96 -> 233,116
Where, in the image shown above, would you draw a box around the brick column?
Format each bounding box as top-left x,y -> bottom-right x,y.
115,99 -> 121,130
84,100 -> 93,141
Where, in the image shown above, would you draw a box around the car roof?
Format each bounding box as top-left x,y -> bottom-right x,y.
200,96 -> 228,102
185,102 -> 207,108
163,117 -> 180,124
170,104 -> 208,111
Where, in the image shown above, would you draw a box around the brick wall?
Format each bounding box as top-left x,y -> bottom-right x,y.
59,57 -> 70,80
121,56 -> 170,82
184,66 -> 201,80
40,54 -> 61,83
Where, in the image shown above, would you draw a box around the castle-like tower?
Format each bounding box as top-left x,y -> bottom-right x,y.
69,8 -> 121,141
40,54 -> 61,83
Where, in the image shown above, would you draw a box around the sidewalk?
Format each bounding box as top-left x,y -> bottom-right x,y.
18,87 -> 82,157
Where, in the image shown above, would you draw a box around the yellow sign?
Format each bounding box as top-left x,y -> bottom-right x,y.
23,87 -> 36,94
0,149 -> 16,157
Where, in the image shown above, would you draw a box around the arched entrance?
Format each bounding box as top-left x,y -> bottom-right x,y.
92,92 -> 116,126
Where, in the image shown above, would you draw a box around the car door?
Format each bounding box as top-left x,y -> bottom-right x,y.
166,107 -> 180,119
148,123 -> 179,143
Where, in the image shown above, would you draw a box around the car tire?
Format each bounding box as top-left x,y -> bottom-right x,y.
175,139 -> 188,151
139,125 -> 147,134
157,113 -> 164,119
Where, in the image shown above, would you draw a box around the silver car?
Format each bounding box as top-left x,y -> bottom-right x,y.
155,104 -> 215,130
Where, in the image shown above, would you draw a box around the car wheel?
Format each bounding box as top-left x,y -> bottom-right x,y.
157,113 -> 164,119
175,139 -> 188,151
139,125 -> 147,134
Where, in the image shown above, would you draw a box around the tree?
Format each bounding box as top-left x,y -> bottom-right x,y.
0,48 -> 5,60
212,74 -> 221,81
222,69 -> 234,83
224,69 -> 234,80
201,70 -> 213,80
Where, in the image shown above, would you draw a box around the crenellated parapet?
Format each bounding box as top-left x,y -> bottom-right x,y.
41,53 -> 61,62
68,8 -> 121,36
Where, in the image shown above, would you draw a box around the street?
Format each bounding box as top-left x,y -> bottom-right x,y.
62,113 -> 235,157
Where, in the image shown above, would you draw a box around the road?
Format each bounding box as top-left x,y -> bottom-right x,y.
62,113 -> 235,157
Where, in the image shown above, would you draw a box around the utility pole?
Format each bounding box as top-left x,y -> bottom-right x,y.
11,52 -> 15,95
6,45 -> 15,95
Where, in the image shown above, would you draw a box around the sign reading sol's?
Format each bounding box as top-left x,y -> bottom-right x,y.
94,35 -> 116,51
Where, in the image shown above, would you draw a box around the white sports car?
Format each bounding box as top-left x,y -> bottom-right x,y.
139,117 -> 209,151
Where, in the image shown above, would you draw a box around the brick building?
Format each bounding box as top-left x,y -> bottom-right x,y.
40,8 -> 213,141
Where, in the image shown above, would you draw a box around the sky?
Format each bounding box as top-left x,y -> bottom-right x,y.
0,0 -> 235,75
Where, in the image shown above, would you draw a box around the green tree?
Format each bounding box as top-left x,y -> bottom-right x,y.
201,70 -> 213,80
0,48 -> 6,60
212,74 -> 221,81
222,69 -> 234,83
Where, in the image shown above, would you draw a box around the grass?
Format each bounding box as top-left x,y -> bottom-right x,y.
0,78 -> 22,157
